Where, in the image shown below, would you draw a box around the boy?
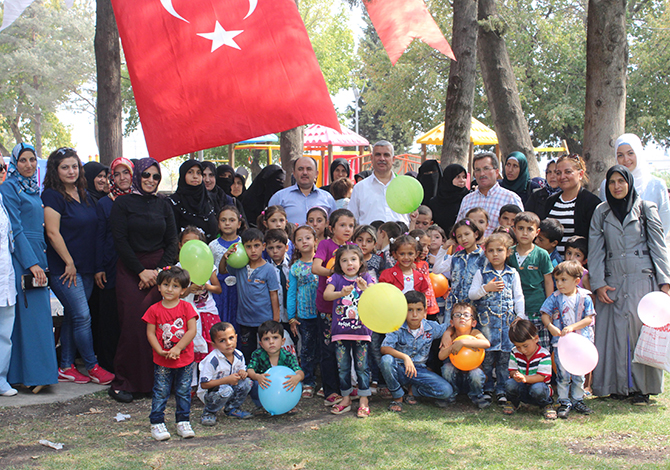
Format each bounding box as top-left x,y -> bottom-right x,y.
498,204 -> 522,229
198,322 -> 253,425
142,266 -> 198,441
564,236 -> 591,290
540,260 -> 595,419
247,321 -> 304,412
439,302 -> 491,409
376,221 -> 401,270
222,228 -> 280,362
380,291 -> 454,411
414,205 -> 434,231
508,212 -> 554,350
265,229 -> 298,346
331,177 -> 354,210
535,218 -> 564,268
504,319 -> 555,420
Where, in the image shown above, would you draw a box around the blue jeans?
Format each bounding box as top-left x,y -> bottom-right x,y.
150,363 -> 194,424
554,348 -> 585,405
380,355 -> 454,401
481,350 -> 511,396
505,378 -> 553,407
335,340 -> 371,397
298,318 -> 319,388
0,305 -> 16,393
317,311 -> 339,397
49,273 -> 97,369
370,332 -> 386,385
202,378 -> 252,416
441,362 -> 486,403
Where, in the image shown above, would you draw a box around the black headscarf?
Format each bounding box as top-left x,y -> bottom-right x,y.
417,159 -> 443,205
175,160 -> 212,215
202,161 -> 226,209
605,164 -> 638,225
216,164 -> 235,195
354,170 -> 372,183
428,163 -> 470,232
233,172 -> 247,198
321,158 -> 351,192
240,164 -> 286,227
83,161 -> 109,202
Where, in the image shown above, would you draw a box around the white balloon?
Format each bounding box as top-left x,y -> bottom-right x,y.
637,291 -> 670,328
557,333 -> 599,376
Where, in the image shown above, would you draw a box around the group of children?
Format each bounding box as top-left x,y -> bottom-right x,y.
141,201 -> 597,440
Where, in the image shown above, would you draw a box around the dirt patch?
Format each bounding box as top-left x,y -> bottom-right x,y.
567,432 -> 669,465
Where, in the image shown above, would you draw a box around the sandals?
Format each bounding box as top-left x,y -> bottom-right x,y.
323,393 -> 343,407
330,403 -> 351,415
388,400 -> 403,413
543,405 -> 557,420
302,385 -> 314,399
502,402 -> 516,415
357,405 -> 370,418
403,395 -> 418,405
378,387 -> 392,399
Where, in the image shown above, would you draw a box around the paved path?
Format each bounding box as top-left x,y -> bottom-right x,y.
0,381 -> 107,408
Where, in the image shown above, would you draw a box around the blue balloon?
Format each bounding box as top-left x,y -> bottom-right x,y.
258,365 -> 302,415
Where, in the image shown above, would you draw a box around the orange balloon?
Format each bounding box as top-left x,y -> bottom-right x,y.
326,257 -> 335,270
429,273 -> 450,298
449,335 -> 485,371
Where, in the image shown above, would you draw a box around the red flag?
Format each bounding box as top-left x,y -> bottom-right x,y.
110,0 -> 340,161
364,0 -> 455,65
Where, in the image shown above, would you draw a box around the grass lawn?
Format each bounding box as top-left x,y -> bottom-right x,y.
1,373 -> 669,470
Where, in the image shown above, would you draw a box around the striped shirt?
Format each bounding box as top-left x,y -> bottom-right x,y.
548,195 -> 577,255
456,183 -> 524,238
508,345 -> 552,383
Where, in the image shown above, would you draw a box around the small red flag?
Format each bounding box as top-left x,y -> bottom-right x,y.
364,0 -> 455,65
110,0 -> 340,161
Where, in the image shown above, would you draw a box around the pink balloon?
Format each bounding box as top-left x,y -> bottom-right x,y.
557,333 -> 599,376
637,292 -> 670,328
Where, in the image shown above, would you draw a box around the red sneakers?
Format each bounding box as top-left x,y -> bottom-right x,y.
88,365 -> 115,385
58,365 -> 91,384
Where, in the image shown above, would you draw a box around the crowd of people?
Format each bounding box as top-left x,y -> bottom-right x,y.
0,136 -> 668,441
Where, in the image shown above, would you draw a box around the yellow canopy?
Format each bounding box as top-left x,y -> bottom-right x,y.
416,118 -> 499,146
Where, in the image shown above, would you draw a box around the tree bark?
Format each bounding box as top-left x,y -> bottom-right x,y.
95,0 -> 123,166
582,0 -> 627,192
280,127 -> 304,187
477,0 -> 539,177
441,0 -> 478,170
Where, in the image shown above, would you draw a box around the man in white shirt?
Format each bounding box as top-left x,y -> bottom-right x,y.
349,141 -> 411,225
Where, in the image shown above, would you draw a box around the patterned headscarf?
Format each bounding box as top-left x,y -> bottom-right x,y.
131,158 -> 161,196
8,143 -> 41,195
108,157 -> 134,200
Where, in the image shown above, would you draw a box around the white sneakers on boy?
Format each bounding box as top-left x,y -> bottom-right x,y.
151,423 -> 170,441
176,421 -> 195,439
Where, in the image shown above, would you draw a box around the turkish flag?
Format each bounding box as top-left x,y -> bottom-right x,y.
110,0 -> 340,161
364,0 -> 455,65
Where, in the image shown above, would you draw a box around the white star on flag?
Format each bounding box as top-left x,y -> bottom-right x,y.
197,22 -> 243,52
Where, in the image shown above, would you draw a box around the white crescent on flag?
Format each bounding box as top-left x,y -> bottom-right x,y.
244,0 -> 257,19
160,0 -> 189,23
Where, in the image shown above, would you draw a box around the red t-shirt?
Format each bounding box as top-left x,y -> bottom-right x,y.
142,300 -> 198,368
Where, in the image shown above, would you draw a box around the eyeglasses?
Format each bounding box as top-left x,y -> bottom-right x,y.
453,312 -> 474,319
473,166 -> 495,174
141,171 -> 161,181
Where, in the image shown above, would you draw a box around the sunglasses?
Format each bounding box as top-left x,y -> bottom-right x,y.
141,171 -> 161,181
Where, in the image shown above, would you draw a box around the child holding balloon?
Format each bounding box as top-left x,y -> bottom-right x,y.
540,260 -> 595,419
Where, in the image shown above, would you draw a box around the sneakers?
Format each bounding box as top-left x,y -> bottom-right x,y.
176,421 -> 195,439
632,393 -> 650,405
476,397 -> 492,410
226,409 -> 253,419
543,404 -> 557,420
88,365 -> 115,385
572,400 -> 593,415
59,365 -> 91,384
201,414 -> 216,426
557,403 -> 572,419
151,423 -> 170,441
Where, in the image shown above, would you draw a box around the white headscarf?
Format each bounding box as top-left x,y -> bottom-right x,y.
615,133 -> 650,195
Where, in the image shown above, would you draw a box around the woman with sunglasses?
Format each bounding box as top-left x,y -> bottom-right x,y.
108,158 -> 178,403
42,147 -> 115,386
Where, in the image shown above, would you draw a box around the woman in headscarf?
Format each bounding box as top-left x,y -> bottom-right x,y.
320,158 -> 351,194
169,160 -> 218,242
525,159 -> 561,217
240,164 -> 286,227
589,165 -> 670,404
0,143 -> 58,394
216,164 -> 235,194
598,133 -> 670,238
500,151 -> 538,204
83,161 -> 109,203
354,170 -> 372,183
203,161 -> 247,222
231,171 -> 247,199
108,158 -> 178,402
428,163 -> 470,233
417,159 -> 443,206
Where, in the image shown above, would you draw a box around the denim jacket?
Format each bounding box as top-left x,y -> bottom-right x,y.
446,247 -> 485,311
382,319 -> 448,365
474,261 -> 517,352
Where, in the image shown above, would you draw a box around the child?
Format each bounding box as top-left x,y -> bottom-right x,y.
564,236 -> 591,290
426,224 -> 447,267
323,245 -> 374,417
536,218 -> 564,268
439,302 -> 491,409
247,321 -> 304,413
287,225 -> 319,398
354,224 -> 382,282
257,205 -> 294,259
409,229 -> 439,319
498,204 -> 522,229
306,206 -> 329,245
379,235 -> 432,295
380,291 -> 453,411
198,322 -> 253,424
414,205 -> 434,231
210,205 -> 244,329
220,228 -> 280,362
504,319 -> 555,419
376,221 -> 401,270
265,229 -> 296,346
507,212 -> 554,349
312,208 -> 356,405
469,232 -> 524,404
143,266 -> 198,441
465,207 -> 489,240
331,178 -> 354,210
540,260 -> 595,419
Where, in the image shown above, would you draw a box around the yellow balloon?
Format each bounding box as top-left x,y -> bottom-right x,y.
358,283 -> 408,334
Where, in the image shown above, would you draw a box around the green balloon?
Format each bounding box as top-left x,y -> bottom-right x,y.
227,242 -> 249,269
179,239 -> 214,285
385,175 -> 424,214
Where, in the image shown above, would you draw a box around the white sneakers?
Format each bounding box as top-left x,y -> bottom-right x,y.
1,388 -> 18,397
176,421 -> 195,439
151,421 -> 195,440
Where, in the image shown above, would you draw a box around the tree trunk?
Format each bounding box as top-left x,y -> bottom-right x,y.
280,127 -> 304,187
477,0 -> 539,177
95,0 -> 123,166
582,0 -> 627,192
441,0 -> 478,169
33,112 -> 42,157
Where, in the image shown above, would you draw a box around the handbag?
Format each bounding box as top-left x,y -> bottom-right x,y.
20,273 -> 49,308
633,324 -> 670,373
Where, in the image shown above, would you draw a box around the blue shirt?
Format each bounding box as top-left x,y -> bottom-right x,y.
227,261 -> 280,327
382,319 -> 448,365
268,184 -> 337,225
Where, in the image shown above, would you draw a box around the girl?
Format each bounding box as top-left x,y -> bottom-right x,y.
379,235 -> 431,295
468,232 -> 524,404
209,205 -> 244,329
353,225 -> 382,282
465,207 -> 489,243
323,245 -> 374,418
312,208 -> 356,405
258,205 -> 294,259
287,225 -> 320,399
408,229 -> 439,319
306,206 -> 329,244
